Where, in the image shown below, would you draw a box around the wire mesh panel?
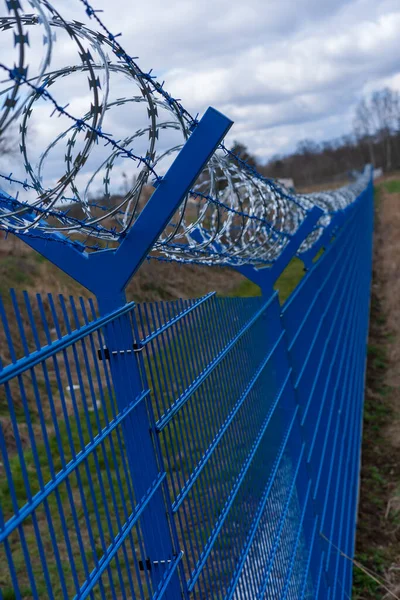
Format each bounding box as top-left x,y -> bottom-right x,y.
281,183 -> 373,599
0,183 -> 373,599
132,293 -> 316,599
0,293 -> 181,599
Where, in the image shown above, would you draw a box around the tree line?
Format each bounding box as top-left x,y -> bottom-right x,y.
1,87 -> 398,192
231,87 -> 400,188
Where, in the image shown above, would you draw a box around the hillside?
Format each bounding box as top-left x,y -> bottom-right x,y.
0,233 -> 249,304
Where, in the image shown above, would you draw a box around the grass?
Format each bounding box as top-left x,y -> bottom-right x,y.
383,180 -> 400,194
352,293 -> 394,599
228,257 -> 306,304
0,387 -> 142,598
353,549 -> 387,598
228,278 -> 260,298
275,257 -> 305,303
353,176 -> 400,599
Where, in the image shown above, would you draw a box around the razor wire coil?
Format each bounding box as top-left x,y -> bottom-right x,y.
0,0 -> 370,266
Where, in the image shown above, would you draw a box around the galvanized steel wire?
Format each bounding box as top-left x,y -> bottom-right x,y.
0,0 -> 369,265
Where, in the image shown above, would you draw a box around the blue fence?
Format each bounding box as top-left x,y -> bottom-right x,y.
0,176 -> 373,599
0,4 -> 374,597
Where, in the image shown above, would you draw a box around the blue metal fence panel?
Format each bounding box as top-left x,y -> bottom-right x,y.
0,182 -> 373,599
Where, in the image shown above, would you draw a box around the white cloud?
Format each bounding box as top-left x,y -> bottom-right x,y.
0,0 -> 399,188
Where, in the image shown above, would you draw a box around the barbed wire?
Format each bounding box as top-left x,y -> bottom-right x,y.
0,0 -> 370,266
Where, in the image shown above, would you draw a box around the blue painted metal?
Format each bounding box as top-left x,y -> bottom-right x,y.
235,205 -> 323,292
6,106 -> 232,303
0,118 -> 373,599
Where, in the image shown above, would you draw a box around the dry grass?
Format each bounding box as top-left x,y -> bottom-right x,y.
375,174 -> 400,597
0,233 -> 248,304
373,174 -> 400,447
296,180 -> 349,194
126,255 -> 247,303
375,173 -> 400,376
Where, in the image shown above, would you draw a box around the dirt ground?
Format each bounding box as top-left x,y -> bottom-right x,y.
354,175 -> 400,599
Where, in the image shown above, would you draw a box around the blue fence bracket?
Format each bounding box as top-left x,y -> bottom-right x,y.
234,206 -> 323,294
95,106 -> 232,598
5,106 -> 233,308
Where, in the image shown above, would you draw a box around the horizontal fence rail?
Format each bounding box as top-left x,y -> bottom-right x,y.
0,178 -> 373,599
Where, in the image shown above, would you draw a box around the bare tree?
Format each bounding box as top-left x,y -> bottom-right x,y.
295,139 -> 321,185
354,98 -> 376,165
354,87 -> 400,171
229,141 -> 258,168
0,126 -> 17,160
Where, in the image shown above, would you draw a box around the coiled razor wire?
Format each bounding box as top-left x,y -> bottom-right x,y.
0,0 -> 370,267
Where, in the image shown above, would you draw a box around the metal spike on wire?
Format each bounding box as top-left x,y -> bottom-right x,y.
0,0 -> 370,266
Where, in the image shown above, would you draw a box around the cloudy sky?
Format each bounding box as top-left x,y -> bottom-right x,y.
86,0 -> 400,161
1,0 -> 400,196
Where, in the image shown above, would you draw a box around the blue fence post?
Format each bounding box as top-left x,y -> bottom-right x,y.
4,107 -> 233,597
93,108 -> 232,596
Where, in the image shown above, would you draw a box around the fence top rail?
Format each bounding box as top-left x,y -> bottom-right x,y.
139,291 -> 216,347
0,298 -> 135,384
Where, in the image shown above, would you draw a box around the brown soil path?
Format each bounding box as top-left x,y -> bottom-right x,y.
354,175 -> 400,599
